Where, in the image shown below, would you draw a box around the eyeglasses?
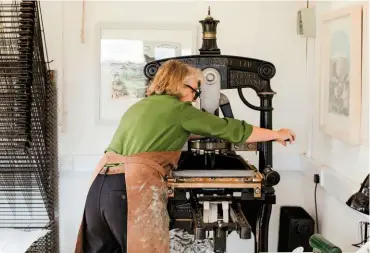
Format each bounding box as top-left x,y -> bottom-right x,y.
185,80 -> 202,101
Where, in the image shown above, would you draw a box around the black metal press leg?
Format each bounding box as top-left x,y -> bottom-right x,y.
259,204 -> 272,252
255,205 -> 262,253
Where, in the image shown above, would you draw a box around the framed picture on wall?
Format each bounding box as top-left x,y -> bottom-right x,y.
319,5 -> 363,145
362,3 -> 368,144
95,22 -> 198,125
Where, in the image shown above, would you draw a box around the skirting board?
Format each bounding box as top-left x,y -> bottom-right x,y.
59,155 -> 102,171
299,154 -> 365,214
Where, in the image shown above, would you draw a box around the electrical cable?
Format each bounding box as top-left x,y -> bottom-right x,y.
314,182 -> 319,234
352,222 -> 370,248
352,236 -> 370,248
81,0 -> 86,43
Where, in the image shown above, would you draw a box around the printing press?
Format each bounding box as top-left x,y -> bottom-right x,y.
144,9 -> 281,253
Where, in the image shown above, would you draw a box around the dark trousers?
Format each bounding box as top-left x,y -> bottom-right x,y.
83,173 -> 127,253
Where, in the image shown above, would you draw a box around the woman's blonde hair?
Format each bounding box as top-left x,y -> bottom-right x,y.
146,59 -> 203,97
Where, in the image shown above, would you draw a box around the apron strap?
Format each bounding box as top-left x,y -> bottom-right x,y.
103,152 -> 167,177
124,157 -> 167,177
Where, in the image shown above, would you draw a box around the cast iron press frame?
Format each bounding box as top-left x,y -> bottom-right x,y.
143,9 -> 280,253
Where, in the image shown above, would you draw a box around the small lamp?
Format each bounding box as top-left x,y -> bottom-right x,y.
346,174 -> 369,216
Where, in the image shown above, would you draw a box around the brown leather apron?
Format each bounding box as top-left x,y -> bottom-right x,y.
74,151 -> 181,253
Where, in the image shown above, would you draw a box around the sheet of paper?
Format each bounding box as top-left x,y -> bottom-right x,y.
0,228 -> 49,253
169,229 -> 255,253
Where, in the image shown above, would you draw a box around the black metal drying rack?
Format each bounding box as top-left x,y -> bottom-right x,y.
0,0 -> 58,252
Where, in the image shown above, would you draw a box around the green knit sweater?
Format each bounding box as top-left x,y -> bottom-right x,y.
106,94 -> 253,156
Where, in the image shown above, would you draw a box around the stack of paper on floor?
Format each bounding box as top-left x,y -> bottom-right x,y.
170,228 -> 255,253
170,228 -> 213,253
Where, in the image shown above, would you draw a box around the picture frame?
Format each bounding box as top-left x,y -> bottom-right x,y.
362,3 -> 368,144
95,22 -> 198,125
319,5 -> 363,145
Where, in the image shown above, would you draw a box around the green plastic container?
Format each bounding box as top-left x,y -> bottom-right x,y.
309,234 -> 342,253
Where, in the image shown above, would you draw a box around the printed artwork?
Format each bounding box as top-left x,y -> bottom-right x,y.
319,5 -> 363,145
328,30 -> 350,117
97,23 -> 196,124
101,40 -> 181,100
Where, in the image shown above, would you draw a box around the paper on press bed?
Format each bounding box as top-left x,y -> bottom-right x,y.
0,228 -> 49,253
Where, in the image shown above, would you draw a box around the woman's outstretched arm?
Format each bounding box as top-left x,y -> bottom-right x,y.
181,102 -> 295,146
246,126 -> 295,146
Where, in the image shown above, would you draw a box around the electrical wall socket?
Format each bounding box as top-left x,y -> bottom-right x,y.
297,7 -> 316,37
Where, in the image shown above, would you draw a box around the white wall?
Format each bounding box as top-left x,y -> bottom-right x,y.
39,1 -> 369,253
301,0 -> 369,251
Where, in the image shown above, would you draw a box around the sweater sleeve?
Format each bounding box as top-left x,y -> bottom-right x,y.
179,102 -> 253,144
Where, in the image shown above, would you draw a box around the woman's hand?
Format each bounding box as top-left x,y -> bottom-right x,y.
275,128 -> 296,146
246,126 -> 296,145
188,134 -> 204,140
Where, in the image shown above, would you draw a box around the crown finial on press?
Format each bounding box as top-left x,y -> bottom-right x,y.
198,7 -> 220,55
205,6 -> 213,20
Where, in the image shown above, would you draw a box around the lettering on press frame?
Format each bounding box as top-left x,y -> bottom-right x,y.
238,60 -> 253,68
178,57 -> 233,66
229,70 -> 268,90
174,57 -> 258,71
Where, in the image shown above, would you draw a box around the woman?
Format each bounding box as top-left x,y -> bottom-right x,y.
74,60 -> 295,253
